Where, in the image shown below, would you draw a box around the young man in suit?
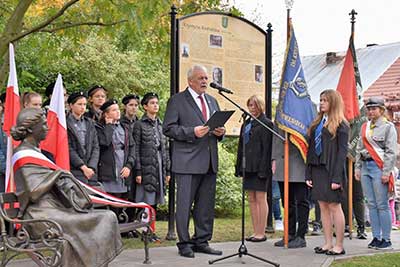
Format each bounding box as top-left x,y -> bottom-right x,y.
163,65 -> 225,258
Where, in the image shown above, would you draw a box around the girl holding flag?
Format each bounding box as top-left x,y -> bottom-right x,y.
305,90 -> 349,255
355,97 -> 398,250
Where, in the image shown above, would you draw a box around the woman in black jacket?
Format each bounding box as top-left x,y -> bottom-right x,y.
133,93 -> 170,242
235,95 -> 273,242
306,89 -> 349,256
96,99 -> 135,197
67,91 -> 100,184
134,93 -> 170,205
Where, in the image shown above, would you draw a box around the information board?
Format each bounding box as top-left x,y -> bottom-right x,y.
178,13 -> 267,135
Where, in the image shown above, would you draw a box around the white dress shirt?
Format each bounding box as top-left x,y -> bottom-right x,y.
188,87 -> 210,120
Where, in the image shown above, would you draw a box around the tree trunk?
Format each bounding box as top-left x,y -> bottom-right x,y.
0,0 -> 33,87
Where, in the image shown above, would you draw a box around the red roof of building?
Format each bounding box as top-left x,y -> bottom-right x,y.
364,57 -> 400,102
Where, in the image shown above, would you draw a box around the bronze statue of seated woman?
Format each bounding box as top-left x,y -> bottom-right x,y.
11,108 -> 123,267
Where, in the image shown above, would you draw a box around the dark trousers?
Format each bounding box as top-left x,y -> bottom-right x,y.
175,173 -> 216,250
341,177 -> 365,228
278,182 -> 310,238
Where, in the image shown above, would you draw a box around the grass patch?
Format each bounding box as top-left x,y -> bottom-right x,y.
331,252 -> 400,267
123,206 -> 282,249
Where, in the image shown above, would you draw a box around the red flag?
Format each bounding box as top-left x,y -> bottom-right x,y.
336,35 -> 360,121
3,43 -> 20,192
3,44 -> 20,137
336,34 -> 366,160
40,74 -> 70,170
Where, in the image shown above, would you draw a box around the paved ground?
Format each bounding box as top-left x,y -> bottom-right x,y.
8,231 -> 400,267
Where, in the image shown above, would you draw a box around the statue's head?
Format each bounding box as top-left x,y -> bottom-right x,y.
11,108 -> 48,143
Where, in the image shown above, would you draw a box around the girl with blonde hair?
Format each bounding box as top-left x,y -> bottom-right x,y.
236,95 -> 273,242
305,89 -> 349,255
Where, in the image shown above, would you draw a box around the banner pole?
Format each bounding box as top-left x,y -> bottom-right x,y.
284,132 -> 289,247
283,1 -> 292,249
348,159 -> 353,239
166,4 -> 178,241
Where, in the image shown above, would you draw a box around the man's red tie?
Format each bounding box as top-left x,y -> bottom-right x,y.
198,95 -> 207,121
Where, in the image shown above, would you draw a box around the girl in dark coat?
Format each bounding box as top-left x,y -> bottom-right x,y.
235,95 -> 273,242
306,89 -> 349,256
133,93 -> 170,241
85,85 -> 107,122
96,99 -> 135,197
67,91 -> 100,185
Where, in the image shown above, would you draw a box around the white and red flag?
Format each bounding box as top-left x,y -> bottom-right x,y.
3,43 -> 20,193
40,74 -> 70,170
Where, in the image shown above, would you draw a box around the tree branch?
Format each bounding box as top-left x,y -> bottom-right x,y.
11,0 -> 79,42
38,19 -> 128,33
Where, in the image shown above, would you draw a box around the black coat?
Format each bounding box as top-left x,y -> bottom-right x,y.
67,114 -> 100,183
95,121 -> 135,183
84,107 -> 101,122
305,121 -> 349,184
120,114 -> 138,133
235,113 -> 273,179
133,115 -> 170,193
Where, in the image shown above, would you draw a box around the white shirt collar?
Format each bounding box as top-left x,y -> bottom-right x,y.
188,87 -> 204,99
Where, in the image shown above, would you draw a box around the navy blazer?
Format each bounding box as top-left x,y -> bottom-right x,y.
163,89 -> 221,174
305,122 -> 349,184
235,113 -> 273,179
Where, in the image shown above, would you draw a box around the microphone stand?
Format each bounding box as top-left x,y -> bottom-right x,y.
209,90 -> 283,266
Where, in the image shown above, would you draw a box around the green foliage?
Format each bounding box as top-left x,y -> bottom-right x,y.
15,33 -> 169,114
215,142 -> 242,217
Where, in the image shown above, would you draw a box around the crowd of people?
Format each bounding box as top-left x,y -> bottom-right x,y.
0,64 -> 398,260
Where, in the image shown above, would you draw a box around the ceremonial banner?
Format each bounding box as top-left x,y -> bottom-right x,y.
336,34 -> 366,160
3,43 -> 20,192
275,23 -> 316,160
40,74 -> 70,169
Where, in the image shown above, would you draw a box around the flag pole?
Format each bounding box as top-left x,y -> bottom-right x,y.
283,0 -> 293,248
347,9 -> 358,240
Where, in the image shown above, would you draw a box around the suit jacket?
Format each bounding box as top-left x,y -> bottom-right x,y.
235,113 -> 273,179
305,122 -> 349,184
163,89 -> 221,174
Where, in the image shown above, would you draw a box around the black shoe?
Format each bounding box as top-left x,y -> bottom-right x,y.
245,236 -> 254,241
357,226 -> 367,240
368,237 -> 381,249
314,247 -> 330,254
274,236 -> 295,247
193,245 -> 222,255
179,247 -> 195,258
326,249 -> 345,255
248,236 -> 267,242
288,237 -> 306,249
375,239 -> 393,250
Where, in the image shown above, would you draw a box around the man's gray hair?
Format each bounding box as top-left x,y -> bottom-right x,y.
187,65 -> 208,80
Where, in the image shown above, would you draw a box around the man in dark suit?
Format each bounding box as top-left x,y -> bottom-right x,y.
163,65 -> 225,258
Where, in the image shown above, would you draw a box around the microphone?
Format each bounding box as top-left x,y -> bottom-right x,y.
209,82 -> 234,94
